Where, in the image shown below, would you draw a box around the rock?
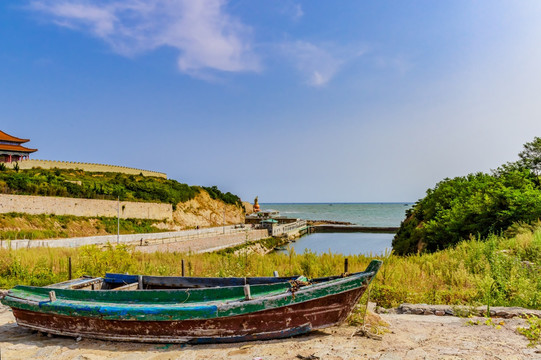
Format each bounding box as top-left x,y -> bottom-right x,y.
435,310 -> 445,316
0,290 -> 7,300
438,347 -> 463,356
379,353 -> 402,360
410,334 -> 428,344
405,348 -> 428,359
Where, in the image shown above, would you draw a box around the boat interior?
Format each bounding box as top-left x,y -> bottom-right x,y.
44,272 -> 355,291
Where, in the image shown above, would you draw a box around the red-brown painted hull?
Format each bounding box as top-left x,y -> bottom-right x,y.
12,286 -> 366,343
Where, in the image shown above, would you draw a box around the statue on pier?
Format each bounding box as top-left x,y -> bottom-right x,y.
253,196 -> 260,213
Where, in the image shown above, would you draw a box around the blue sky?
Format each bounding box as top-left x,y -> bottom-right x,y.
2,1 -> 541,203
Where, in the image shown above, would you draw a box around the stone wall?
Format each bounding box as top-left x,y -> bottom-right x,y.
0,194 -> 172,220
17,159 -> 166,178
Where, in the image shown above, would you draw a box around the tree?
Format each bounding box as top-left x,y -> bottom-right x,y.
518,137 -> 541,176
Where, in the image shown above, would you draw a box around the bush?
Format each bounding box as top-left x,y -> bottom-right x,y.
393,170 -> 541,255
0,168 -> 218,206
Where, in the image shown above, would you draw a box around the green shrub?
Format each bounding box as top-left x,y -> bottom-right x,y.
0,168 -> 239,207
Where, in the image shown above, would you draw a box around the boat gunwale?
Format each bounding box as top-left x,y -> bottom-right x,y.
2,260 -> 382,321
1,271 -> 379,321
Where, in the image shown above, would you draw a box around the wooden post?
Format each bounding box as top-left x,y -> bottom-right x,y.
49,291 -> 56,302
344,258 -> 349,274
244,284 -> 252,300
138,275 -> 143,290
68,257 -> 72,280
181,259 -> 185,277
273,271 -> 279,277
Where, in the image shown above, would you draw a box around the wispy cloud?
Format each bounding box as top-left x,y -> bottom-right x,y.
28,0 -> 260,76
281,3 -> 303,21
280,41 -> 365,87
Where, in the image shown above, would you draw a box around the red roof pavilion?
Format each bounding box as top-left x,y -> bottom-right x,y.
0,130 -> 37,163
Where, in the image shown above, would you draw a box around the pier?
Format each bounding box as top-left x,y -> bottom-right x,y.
310,225 -> 399,233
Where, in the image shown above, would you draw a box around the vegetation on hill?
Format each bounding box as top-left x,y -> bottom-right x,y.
393,137 -> 541,255
0,212 -> 169,240
2,223 -> 541,310
0,168 -> 242,208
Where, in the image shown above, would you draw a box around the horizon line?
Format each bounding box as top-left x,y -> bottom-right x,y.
259,202 -> 414,204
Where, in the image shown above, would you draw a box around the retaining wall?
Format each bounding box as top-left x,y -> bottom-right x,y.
0,194 -> 172,220
17,159 -> 166,178
0,225 -> 264,250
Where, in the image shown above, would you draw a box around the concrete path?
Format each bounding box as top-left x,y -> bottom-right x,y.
0,226 -> 270,253
135,229 -> 269,254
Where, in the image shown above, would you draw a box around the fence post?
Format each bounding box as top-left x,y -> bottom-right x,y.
181,259 -> 185,277
68,257 -> 72,280
344,258 -> 349,274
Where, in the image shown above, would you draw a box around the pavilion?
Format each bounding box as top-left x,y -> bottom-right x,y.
0,130 -> 37,163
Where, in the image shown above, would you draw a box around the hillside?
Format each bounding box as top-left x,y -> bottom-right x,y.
0,167 -> 242,208
0,167 -> 247,239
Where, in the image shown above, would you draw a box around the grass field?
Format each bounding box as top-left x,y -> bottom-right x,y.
2,224 -> 541,309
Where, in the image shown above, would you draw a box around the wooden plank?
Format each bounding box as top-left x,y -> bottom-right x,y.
110,282 -> 139,291
44,277 -> 103,290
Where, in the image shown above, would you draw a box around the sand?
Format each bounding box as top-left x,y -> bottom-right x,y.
0,303 -> 539,360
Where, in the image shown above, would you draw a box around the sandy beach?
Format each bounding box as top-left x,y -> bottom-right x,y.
1,303 -> 538,360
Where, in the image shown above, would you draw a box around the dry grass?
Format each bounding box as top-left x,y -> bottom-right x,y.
2,225 -> 541,309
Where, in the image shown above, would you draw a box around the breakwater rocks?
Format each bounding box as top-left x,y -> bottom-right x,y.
307,220 -> 354,226
0,290 -> 7,300
312,224 -> 399,233
380,303 -> 541,319
304,220 -> 398,233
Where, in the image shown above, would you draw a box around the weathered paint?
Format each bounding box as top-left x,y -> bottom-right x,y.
11,287 -> 363,343
2,260 -> 382,343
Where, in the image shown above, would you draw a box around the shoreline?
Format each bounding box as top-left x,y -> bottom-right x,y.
0,302 -> 535,359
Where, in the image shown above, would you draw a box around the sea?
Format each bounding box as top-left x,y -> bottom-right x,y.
261,203 -> 412,256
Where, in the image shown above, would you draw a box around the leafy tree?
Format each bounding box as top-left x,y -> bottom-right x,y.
518,136 -> 541,176
393,137 -> 541,255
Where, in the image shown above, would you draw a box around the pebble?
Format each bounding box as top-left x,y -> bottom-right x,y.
396,303 -> 541,319
379,353 -> 402,360
405,348 -> 428,359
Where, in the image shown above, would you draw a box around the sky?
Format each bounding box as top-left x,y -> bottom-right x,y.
2,1 -> 541,203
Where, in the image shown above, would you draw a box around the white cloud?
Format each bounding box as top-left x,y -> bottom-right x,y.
280,41 -> 363,87
29,0 -> 260,76
286,3 -> 303,21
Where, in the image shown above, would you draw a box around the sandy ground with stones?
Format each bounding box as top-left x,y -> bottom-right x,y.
1,303 -> 539,360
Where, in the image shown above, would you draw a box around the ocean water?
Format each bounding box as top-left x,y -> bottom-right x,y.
260,203 -> 411,227
263,203 -> 412,256
278,233 -> 394,256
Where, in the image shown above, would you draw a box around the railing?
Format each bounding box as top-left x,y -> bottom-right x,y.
0,224 -> 258,250
134,226 -> 256,247
271,220 -> 307,236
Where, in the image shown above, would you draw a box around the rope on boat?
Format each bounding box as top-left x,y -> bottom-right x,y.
352,280 -> 383,340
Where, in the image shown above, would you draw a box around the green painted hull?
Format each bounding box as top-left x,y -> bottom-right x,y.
2,260 -> 382,343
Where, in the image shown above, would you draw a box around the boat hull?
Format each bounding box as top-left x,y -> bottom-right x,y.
12,286 -> 366,343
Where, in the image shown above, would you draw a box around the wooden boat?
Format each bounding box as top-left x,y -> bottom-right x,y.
1,260 -> 382,343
